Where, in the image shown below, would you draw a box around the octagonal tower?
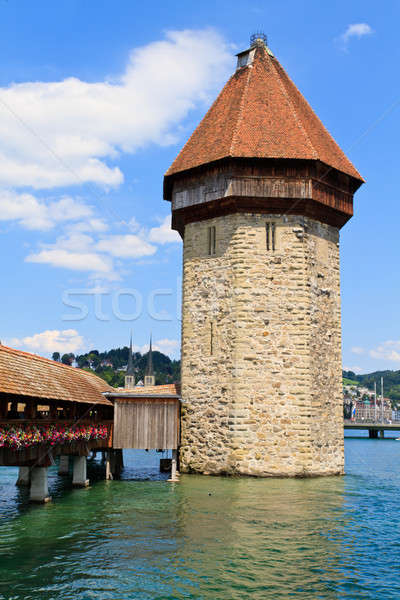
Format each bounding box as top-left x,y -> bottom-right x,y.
164,35 -> 364,477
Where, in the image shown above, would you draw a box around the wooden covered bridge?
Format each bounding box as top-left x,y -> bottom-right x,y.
0,344 -> 181,502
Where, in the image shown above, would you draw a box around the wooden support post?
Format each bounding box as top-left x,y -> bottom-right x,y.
8,400 -> 18,419
16,466 -> 30,487
30,467 -> 51,503
58,455 -> 70,475
105,451 -> 113,480
0,397 -> 8,419
114,449 -> 123,479
72,456 -> 89,487
168,449 -> 179,482
379,429 -> 385,438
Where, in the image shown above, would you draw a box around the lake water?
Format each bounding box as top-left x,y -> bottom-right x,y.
1,435 -> 400,599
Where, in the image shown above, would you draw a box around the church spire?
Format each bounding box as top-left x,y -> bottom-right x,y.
125,331 -> 135,389
144,335 -> 155,387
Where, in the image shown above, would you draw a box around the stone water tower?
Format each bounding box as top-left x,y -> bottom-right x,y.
163,34 -> 364,477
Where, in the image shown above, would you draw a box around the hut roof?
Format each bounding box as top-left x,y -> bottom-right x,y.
106,383 -> 181,399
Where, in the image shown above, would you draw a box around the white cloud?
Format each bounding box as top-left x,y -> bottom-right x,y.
339,23 -> 373,47
96,234 -> 156,258
136,338 -> 180,358
149,215 -> 181,244
369,340 -> 400,363
0,29 -> 232,189
0,190 -> 92,230
9,329 -> 84,355
21,210 -> 182,278
343,365 -> 364,375
153,338 -> 180,358
24,228 -> 157,279
68,218 -> 108,233
351,346 -> 365,355
26,248 -> 113,274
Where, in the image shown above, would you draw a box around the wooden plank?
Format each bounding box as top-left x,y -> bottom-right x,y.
113,399 -> 180,449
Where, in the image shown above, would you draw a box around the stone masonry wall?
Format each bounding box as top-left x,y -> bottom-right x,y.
180,213 -> 344,477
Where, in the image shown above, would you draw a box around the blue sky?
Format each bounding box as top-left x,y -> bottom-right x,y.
0,0 -> 398,372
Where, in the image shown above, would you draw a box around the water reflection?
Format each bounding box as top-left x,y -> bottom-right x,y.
0,444 -> 399,599
171,476 -> 350,599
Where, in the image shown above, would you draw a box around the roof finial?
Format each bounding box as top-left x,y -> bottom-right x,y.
250,32 -> 268,47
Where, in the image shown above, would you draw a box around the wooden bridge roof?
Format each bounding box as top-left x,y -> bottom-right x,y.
0,344 -> 113,405
164,41 -> 363,187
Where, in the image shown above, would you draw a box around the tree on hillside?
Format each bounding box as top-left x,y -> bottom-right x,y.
61,353 -> 75,366
88,352 -> 100,368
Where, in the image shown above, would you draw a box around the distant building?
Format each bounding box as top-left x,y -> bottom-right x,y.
344,397 -> 392,422
100,360 -> 113,368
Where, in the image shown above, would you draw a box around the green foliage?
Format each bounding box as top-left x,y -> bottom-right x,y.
343,377 -> 359,386
61,353 -> 75,365
74,346 -> 181,388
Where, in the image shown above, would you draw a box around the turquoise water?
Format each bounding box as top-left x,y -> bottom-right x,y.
1,437 -> 400,599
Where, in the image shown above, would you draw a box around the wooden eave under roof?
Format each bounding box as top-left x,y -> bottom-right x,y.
0,344 -> 113,405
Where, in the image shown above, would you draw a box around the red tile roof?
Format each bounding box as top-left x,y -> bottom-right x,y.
165,44 -> 363,182
108,383 -> 181,398
0,344 -> 113,405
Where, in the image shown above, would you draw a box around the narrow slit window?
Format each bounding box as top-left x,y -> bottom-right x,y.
208,226 -> 216,256
266,222 -> 276,251
210,321 -> 214,355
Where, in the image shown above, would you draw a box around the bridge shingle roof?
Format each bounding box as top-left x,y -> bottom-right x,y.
0,344 -> 113,405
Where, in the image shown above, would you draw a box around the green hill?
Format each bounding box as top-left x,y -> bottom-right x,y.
54,347 -> 400,402
343,369 -> 400,405
54,346 -> 181,388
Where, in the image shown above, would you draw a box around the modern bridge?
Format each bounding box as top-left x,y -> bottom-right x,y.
344,419 -> 400,438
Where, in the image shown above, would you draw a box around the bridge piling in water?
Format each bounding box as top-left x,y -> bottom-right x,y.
16,467 -> 30,486
105,451 -> 113,480
30,467 -> 51,503
72,456 -> 89,488
58,455 -> 70,475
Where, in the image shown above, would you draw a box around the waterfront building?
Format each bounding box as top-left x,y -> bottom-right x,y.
353,399 -> 392,423
164,34 -> 364,476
